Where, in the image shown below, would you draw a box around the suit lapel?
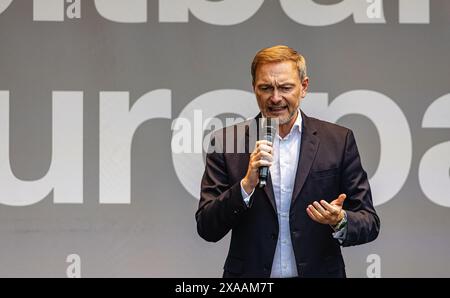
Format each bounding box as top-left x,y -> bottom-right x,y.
263,172 -> 277,214
291,112 -> 320,208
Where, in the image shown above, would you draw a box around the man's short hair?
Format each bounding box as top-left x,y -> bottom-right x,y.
251,45 -> 307,85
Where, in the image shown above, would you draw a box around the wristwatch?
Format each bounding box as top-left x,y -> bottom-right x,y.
333,210 -> 347,231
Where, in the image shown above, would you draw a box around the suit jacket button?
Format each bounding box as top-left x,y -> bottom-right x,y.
271,233 -> 277,240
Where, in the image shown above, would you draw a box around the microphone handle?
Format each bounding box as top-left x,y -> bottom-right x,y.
258,166 -> 269,188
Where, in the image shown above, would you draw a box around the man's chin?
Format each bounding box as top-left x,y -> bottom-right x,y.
271,113 -> 294,125
278,117 -> 292,125
263,114 -> 283,123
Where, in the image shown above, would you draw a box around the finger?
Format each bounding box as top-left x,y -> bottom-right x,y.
252,160 -> 272,169
320,200 -> 340,215
256,140 -> 273,148
313,201 -> 331,218
331,193 -> 347,207
251,151 -> 269,163
307,204 -> 325,223
306,207 -> 322,223
258,151 -> 273,162
307,205 -> 325,223
258,144 -> 273,154
251,149 -> 263,160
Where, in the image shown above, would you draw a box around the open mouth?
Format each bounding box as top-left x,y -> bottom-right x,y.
268,106 -> 287,113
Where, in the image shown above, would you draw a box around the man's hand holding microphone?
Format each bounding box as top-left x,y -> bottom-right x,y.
241,139 -> 274,194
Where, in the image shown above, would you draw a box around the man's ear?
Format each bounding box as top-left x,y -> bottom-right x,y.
301,77 -> 309,97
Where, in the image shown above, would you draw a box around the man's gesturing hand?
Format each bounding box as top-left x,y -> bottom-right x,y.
306,193 -> 347,226
241,140 -> 273,194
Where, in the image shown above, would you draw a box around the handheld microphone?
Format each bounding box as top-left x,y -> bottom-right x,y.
258,118 -> 277,188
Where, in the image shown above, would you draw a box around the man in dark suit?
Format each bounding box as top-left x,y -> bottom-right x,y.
196,45 -> 380,278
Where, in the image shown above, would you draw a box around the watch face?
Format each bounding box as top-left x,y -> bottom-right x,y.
335,217 -> 347,230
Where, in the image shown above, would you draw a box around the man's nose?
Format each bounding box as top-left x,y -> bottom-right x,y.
270,88 -> 283,104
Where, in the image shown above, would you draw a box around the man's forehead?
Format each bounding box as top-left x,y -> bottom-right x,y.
258,61 -> 296,72
255,61 -> 299,82
256,71 -> 298,84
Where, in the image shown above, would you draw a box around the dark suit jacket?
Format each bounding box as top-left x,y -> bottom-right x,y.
196,111 -> 380,278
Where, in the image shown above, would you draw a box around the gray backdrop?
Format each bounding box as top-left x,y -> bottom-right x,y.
0,0 -> 449,277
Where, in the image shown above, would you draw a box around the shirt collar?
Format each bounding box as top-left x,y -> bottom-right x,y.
292,109 -> 302,134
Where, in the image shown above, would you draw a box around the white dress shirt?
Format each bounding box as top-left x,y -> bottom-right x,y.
267,112 -> 302,277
